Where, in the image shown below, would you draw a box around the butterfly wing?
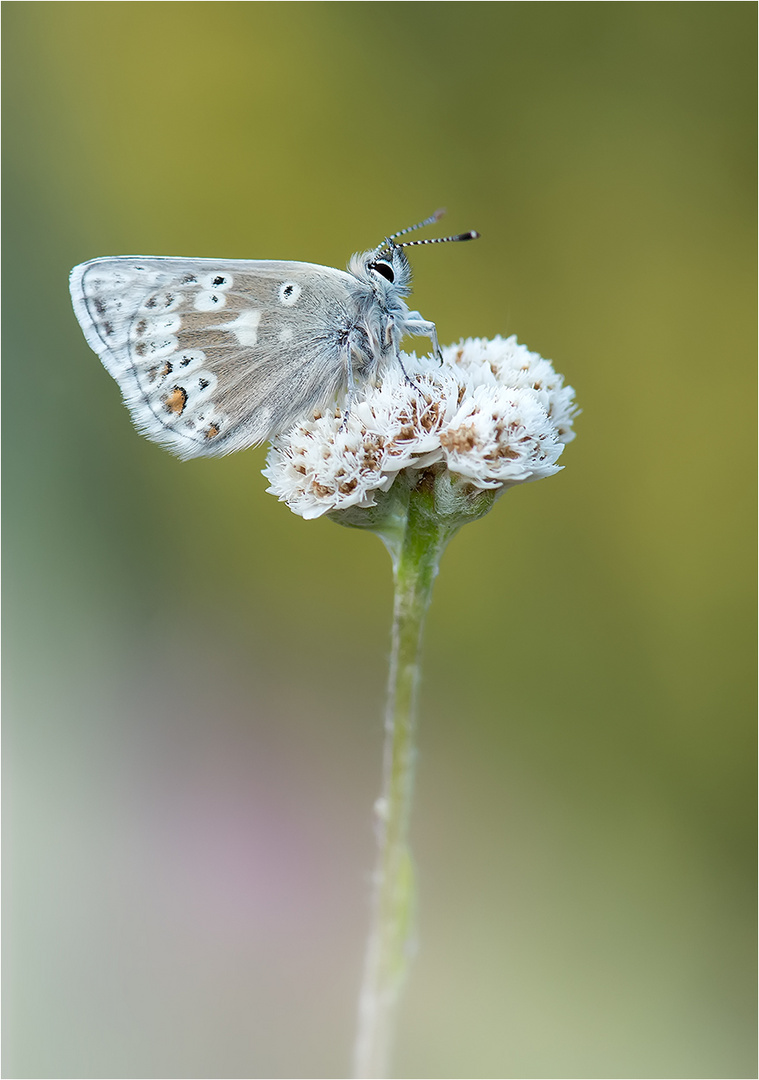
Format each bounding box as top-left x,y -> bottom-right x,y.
70,256 -> 368,458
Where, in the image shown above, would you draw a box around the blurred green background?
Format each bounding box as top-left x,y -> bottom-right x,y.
3,4 -> 755,1078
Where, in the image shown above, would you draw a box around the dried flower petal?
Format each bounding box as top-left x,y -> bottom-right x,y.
263,337 -> 578,519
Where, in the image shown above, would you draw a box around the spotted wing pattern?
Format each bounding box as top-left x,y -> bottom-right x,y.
70,257 -> 367,458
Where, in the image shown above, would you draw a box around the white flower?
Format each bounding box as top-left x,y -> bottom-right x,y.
263,336 -> 578,520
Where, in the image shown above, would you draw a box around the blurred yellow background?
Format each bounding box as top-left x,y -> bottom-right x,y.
3,4 -> 755,1078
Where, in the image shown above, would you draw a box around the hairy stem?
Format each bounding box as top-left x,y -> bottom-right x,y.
353,489 -> 454,1079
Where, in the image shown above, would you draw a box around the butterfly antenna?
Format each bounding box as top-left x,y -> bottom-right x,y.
386,209 -> 446,243
398,230 -> 480,249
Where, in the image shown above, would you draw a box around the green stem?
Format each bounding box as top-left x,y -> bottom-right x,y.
352,488 -> 455,1080
333,470 -> 498,1078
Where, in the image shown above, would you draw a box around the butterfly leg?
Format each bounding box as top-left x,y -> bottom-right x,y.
339,344 -> 359,431
384,319 -> 421,390
405,313 -> 443,363
396,352 -> 421,388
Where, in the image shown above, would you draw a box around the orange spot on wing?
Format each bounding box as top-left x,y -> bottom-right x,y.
164,386 -> 187,415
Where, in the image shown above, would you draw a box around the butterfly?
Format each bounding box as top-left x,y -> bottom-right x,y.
69,211 -> 479,460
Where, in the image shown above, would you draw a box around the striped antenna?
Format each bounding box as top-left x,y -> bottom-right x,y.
398,230 -> 480,248
387,209 -> 446,243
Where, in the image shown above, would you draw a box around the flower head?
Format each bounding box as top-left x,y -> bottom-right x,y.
263,336 -> 578,521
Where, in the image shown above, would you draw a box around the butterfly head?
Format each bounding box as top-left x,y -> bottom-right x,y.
350,211 -> 480,301
348,241 -> 412,302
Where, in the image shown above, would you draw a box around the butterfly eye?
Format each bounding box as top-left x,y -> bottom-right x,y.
370,261 -> 395,283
